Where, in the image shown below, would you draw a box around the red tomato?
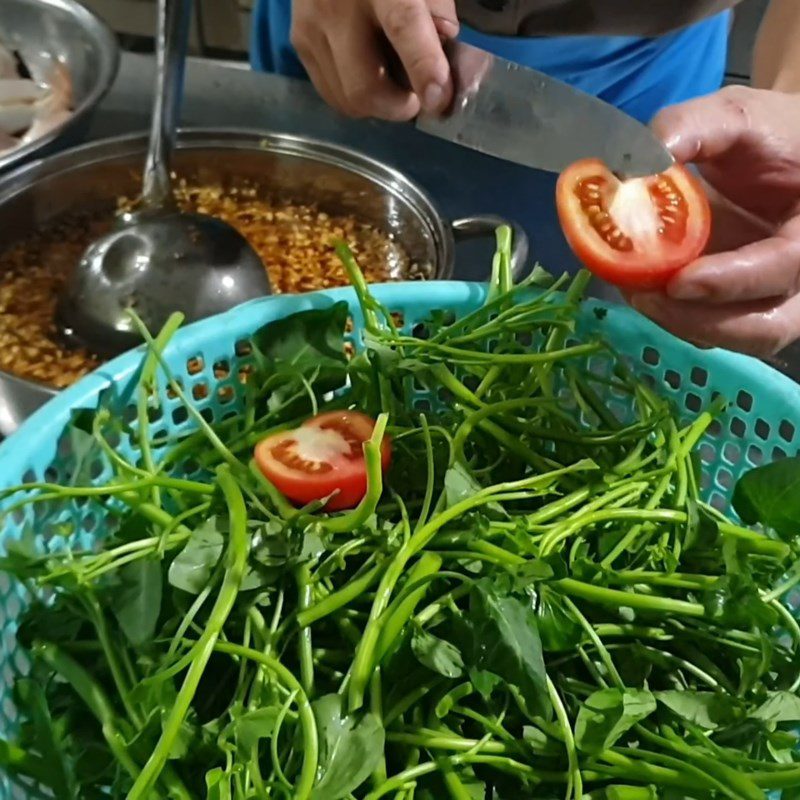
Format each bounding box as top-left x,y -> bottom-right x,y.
556,158 -> 711,290
254,411 -> 391,511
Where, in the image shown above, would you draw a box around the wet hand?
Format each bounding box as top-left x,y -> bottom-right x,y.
291,0 -> 459,121
628,87 -> 800,356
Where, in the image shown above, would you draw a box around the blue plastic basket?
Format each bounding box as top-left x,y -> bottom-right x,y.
0,281 -> 799,798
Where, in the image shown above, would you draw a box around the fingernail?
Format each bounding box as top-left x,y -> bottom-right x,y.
423,83 -> 445,112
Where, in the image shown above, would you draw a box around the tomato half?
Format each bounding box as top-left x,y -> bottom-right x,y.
254,411 -> 391,511
556,159 -> 711,290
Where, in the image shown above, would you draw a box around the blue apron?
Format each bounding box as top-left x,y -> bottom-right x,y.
250,2 -> 731,124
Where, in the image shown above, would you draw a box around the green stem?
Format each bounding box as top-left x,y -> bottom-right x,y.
375,553 -> 443,663
348,461 -> 595,712
215,642 -> 319,800
547,675 -> 582,800
297,562 -> 384,628
555,579 -> 705,617
127,466 -> 249,800
295,564 -> 315,696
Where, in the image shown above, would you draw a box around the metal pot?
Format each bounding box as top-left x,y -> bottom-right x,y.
0,0 -> 120,174
0,129 -> 527,436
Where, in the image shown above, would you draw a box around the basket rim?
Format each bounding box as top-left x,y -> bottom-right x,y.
1,281 -> 797,487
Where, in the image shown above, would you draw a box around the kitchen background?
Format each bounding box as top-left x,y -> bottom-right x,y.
82,0 -> 770,84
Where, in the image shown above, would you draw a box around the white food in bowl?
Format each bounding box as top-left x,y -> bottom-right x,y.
0,40 -> 72,155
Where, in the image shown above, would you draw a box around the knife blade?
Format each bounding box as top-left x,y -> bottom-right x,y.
416,40 -> 673,176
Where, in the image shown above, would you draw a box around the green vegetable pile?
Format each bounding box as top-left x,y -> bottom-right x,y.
1,229 -> 799,800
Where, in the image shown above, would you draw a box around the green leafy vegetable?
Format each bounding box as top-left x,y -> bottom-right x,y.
466,578 -> 550,717
575,688 -> 656,754
0,231 -> 799,799
656,691 -> 742,730
732,455 -> 800,540
112,558 -> 162,646
411,628 -> 465,678
311,695 -> 385,800
168,517 -> 225,594
751,691 -> 800,723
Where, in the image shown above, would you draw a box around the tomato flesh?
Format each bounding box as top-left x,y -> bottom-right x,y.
254,411 -> 391,511
556,158 -> 711,290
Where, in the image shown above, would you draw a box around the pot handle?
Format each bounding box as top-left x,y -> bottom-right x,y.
451,215 -> 530,281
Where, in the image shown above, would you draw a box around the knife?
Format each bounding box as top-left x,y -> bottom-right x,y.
416,40 -> 673,176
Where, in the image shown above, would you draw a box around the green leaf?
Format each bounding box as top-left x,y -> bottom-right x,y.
656,691 -> 742,730
161,708 -> 196,760
411,629 -> 465,678
235,708 -> 279,751
575,688 -> 656,755
311,694 -> 385,800
112,557 -> 162,646
468,668 -> 502,701
751,691 -> 800,723
62,422 -> 105,487
445,462 -> 482,507
0,527 -> 43,581
535,585 -> 582,652
684,500 -> 721,552
300,531 -> 326,563
168,517 -> 225,594
702,574 -> 777,630
205,767 -> 232,800
525,263 -> 554,288
13,678 -> 77,798
732,456 -> 800,540
251,302 -> 349,409
466,578 -> 550,717
444,463 -> 505,517
522,725 -> 561,757
513,559 -> 555,587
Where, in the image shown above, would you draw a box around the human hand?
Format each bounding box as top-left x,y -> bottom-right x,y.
627,87 -> 800,356
291,0 -> 459,121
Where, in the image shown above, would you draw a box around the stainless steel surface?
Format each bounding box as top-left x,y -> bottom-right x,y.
0,128 -> 528,434
0,0 -> 119,173
451,215 -> 528,281
417,41 -> 674,177
455,0 -> 741,37
57,0 -> 269,358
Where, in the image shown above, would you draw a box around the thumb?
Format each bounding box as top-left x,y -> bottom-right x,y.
651,86 -> 756,164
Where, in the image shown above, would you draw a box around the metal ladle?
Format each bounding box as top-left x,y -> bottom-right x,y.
57,0 -> 271,359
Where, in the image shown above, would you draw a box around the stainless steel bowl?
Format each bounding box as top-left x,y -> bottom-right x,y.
0,129 -> 527,435
0,0 -> 120,173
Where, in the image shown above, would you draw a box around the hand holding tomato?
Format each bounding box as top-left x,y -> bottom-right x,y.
556,159 -> 711,291
627,87 -> 800,356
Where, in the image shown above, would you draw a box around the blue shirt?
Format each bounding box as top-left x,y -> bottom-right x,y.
250,2 -> 730,124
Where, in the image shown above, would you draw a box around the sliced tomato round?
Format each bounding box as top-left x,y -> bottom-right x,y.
556,158 -> 711,290
254,410 -> 391,511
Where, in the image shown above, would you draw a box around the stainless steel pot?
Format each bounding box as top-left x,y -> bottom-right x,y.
0,0 -> 120,173
0,129 -> 528,435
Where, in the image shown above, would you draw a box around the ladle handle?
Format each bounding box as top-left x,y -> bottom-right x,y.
142,0 -> 192,209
